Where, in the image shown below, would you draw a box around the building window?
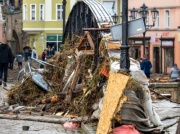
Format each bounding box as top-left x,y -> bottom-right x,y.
56,4 -> 63,20
40,4 -> 44,20
102,1 -> 116,15
165,10 -> 170,28
146,14 -> 149,27
155,11 -> 159,28
30,4 -> 36,20
23,5 -> 27,20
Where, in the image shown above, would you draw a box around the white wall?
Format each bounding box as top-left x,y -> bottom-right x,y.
45,0 -> 52,21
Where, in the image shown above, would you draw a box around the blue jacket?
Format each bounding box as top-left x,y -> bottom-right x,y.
170,66 -> 180,79
141,59 -> 152,73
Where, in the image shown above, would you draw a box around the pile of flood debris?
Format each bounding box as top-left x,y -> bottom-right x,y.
7,32 -> 105,116
5,32 -> 179,134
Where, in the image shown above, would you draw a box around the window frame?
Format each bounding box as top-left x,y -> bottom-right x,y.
155,11 -> 159,28
39,4 -> 44,21
30,4 -> 36,21
165,9 -> 170,28
56,4 -> 63,20
23,4 -> 27,21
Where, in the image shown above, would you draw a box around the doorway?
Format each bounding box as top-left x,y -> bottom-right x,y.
153,47 -> 160,73
130,46 -> 141,60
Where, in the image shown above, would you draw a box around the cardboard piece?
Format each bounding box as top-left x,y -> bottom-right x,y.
96,71 -> 130,134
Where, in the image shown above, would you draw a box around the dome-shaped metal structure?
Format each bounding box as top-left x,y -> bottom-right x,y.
63,0 -> 114,40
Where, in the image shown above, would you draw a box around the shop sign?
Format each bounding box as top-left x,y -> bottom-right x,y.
135,41 -> 142,44
47,36 -> 57,41
162,32 -> 169,36
47,35 -> 62,41
162,41 -> 173,46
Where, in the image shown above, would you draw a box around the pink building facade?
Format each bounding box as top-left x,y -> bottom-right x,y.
128,0 -> 180,74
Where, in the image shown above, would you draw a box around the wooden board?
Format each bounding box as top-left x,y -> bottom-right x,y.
106,42 -> 121,50
96,71 -> 130,134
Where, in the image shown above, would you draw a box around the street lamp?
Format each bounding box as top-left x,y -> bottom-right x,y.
130,7 -> 138,20
120,0 -> 130,72
130,4 -> 158,56
62,0 -> 67,44
111,13 -> 119,24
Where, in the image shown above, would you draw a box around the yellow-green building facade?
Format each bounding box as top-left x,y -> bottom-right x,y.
22,0 -> 77,54
22,0 -> 121,55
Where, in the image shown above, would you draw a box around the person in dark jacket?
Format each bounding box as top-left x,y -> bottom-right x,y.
0,40 -> 13,87
23,45 -> 30,61
141,55 -> 152,78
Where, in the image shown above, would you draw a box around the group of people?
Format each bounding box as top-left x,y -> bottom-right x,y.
41,46 -> 56,61
23,45 -> 38,62
139,55 -> 180,80
15,45 -> 38,70
0,40 -> 58,87
46,46 -> 56,58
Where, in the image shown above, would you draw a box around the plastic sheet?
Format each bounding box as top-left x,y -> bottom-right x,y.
112,125 -> 140,134
31,72 -> 51,92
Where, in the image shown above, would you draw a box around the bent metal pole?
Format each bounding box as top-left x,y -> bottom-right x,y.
120,0 -> 130,72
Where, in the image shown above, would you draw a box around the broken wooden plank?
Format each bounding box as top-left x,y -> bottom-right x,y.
87,33 -> 95,50
65,62 -> 81,102
75,49 -> 94,56
96,71 -> 130,134
83,28 -> 110,31
77,38 -> 88,50
106,42 -> 121,50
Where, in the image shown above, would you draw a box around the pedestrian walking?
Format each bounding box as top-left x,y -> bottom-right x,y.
41,49 -> 47,61
141,55 -> 152,78
40,49 -> 46,68
170,63 -> 180,80
0,39 -> 14,87
23,45 -> 30,61
31,47 -> 38,67
31,47 -> 38,59
16,53 -> 23,70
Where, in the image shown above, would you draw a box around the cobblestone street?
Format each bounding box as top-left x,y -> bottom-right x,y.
0,62 -> 84,134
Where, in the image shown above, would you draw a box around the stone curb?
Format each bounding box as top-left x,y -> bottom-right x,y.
0,114 -> 89,124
